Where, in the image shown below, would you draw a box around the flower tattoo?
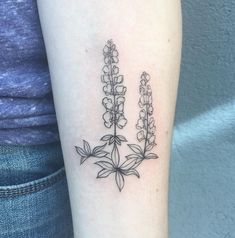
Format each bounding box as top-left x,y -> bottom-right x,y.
75,40 -> 158,192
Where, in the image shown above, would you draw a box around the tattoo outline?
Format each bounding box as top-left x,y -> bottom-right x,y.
75,40 -> 158,192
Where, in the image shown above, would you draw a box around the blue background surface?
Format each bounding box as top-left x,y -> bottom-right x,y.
169,1 -> 235,237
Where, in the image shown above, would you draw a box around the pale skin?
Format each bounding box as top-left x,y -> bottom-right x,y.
37,1 -> 182,237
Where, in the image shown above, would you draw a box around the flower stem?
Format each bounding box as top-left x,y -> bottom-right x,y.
143,104 -> 149,155
109,53 -> 119,165
110,61 -> 117,137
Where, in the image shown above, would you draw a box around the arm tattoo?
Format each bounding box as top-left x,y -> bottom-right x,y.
75,40 -> 158,192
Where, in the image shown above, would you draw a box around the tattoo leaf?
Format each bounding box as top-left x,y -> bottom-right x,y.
109,136 -> 115,145
92,144 -> 106,153
116,135 -> 127,142
75,144 -> 92,165
95,161 -> 114,170
92,144 -> 109,158
127,144 -> 143,154
146,143 -> 156,152
121,158 -> 142,170
101,134 -> 113,141
94,151 -> 109,158
115,172 -> 124,192
97,169 -> 115,178
122,169 -> 140,178
125,154 -> 143,160
111,144 -> 120,166
95,161 -> 115,178
83,140 -> 91,154
115,136 -> 121,145
144,153 -> 158,160
75,146 -> 87,157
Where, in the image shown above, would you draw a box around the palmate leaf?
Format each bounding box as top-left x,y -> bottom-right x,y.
115,171 -> 125,192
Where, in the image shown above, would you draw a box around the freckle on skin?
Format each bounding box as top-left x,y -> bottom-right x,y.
168,38 -> 171,43
165,130 -> 169,135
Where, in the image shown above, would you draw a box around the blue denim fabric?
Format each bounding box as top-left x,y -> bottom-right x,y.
0,143 -> 73,237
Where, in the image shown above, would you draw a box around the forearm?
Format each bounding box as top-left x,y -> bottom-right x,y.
37,0 -> 182,237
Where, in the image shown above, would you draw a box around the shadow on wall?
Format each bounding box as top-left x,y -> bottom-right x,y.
175,0 -> 235,125
169,1 -> 235,238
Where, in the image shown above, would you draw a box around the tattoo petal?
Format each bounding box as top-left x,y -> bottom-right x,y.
112,66 -> 119,75
102,65 -> 109,74
115,75 -> 124,84
117,115 -> 127,129
137,130 -> 145,142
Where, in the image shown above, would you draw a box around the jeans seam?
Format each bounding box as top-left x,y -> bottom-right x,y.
0,167 -> 66,198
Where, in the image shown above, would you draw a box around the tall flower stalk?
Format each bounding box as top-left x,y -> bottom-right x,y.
75,41 -> 158,192
97,40 -> 140,191
100,40 -> 127,167
127,72 -> 158,161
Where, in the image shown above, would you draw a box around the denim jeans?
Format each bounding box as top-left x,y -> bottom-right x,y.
0,143 -> 73,237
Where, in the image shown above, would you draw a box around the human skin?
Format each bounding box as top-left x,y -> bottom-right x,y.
37,1 -> 182,237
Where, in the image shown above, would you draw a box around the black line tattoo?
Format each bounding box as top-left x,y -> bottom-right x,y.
126,72 -> 158,161
75,40 -> 158,192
